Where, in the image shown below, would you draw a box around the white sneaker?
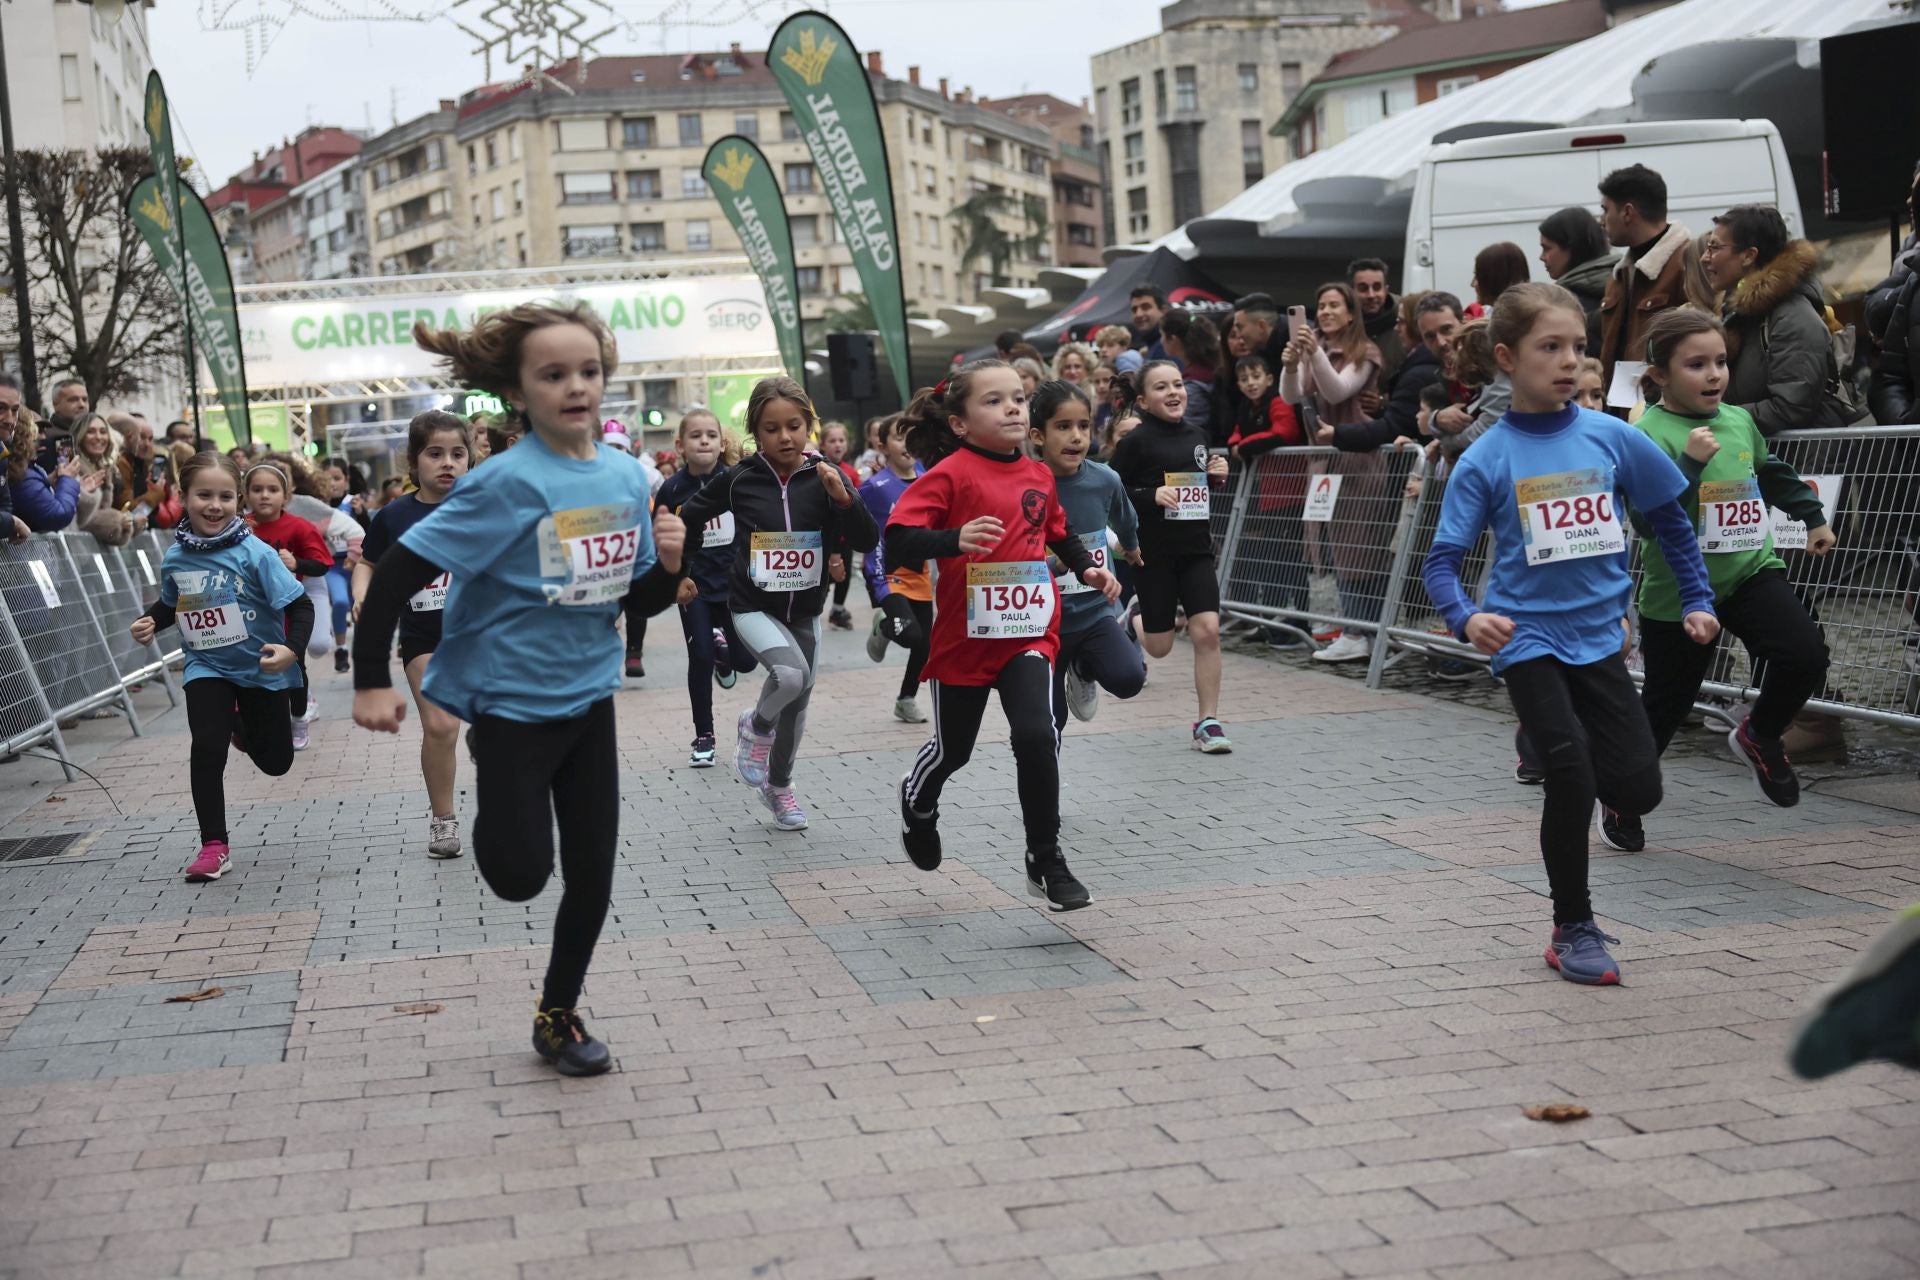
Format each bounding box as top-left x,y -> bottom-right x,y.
290,717 -> 310,751
427,813 -> 462,859
301,695 -> 320,723
1064,663 -> 1099,722
893,697 -> 927,724
1313,632 -> 1372,663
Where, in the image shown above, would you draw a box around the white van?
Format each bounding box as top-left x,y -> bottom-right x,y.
1402,120 -> 1802,299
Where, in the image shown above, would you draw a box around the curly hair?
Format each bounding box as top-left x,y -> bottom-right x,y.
412,301 -> 618,398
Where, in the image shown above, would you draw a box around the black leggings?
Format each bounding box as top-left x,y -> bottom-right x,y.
1502,653 -> 1663,926
186,678 -> 295,844
470,698 -> 619,1010
878,593 -> 933,699
832,573 -> 852,610
905,652 -> 1060,854
1053,616 -> 1146,732
1640,568 -> 1829,753
678,595 -> 754,739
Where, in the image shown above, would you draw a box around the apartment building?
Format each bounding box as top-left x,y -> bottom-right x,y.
292,160 -> 369,281
980,94 -> 1106,269
205,126 -> 367,284
1090,0 -> 1413,245
4,0 -> 153,152
357,48 -> 1069,315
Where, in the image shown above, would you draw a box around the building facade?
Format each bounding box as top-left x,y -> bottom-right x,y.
204,126 -> 368,284
980,94 -> 1106,269
3,0 -> 152,152
292,160 -> 369,281
1089,0 -> 1411,245
357,49 -> 1069,317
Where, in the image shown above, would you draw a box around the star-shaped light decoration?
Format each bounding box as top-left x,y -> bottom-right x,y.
448,0 -> 619,93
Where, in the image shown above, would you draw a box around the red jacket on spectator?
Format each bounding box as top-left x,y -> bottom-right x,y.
1228,393 -> 1306,511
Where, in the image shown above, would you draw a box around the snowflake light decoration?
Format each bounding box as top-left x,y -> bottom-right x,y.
448,0 -> 619,93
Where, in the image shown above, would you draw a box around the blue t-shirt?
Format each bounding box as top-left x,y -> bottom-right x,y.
1050,461 -> 1138,634
1429,405 -> 1686,673
158,533 -> 306,690
400,434 -> 656,723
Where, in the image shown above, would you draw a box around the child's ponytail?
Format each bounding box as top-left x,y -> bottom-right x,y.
901,383 -> 960,468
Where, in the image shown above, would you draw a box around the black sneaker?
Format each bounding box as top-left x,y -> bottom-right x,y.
1026,848 -> 1091,912
828,606 -> 854,631
899,772 -> 941,871
1730,716 -> 1799,808
1514,727 -> 1545,785
532,1005 -> 612,1077
1596,803 -> 1644,853
624,650 -> 645,679
688,734 -> 716,767
333,648 -> 350,674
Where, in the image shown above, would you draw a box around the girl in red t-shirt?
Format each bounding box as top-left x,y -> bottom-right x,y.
886,360 -> 1119,911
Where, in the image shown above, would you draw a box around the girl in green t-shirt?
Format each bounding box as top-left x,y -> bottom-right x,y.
1630,309 -> 1836,843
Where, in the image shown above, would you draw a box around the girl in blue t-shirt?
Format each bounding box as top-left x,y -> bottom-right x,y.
351,410 -> 473,860
131,453 -> 313,884
350,302 -> 688,1079
1421,282 -> 1722,988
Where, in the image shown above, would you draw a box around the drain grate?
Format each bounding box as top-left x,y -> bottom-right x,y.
0,834 -> 84,864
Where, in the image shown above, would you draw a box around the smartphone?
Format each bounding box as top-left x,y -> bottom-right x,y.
57,442 -> 73,465
149,456 -> 169,486
1287,305 -> 1307,339
1207,447 -> 1229,459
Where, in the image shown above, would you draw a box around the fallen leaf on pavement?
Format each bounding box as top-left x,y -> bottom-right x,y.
44,794 -> 66,803
1523,1103 -> 1590,1123
390,1002 -> 444,1017
165,986 -> 224,1003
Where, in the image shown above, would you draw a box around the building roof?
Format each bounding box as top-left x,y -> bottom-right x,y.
1313,0 -> 1609,85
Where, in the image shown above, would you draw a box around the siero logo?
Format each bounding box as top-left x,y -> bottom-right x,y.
705,298 -> 766,332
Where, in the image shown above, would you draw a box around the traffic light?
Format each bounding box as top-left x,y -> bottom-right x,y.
644,407 -> 665,428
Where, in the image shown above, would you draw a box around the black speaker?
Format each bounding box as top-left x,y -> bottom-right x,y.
827,332 -> 878,401
1820,23 -> 1920,220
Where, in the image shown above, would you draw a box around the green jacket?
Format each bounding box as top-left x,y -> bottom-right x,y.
1632,402 -> 1826,621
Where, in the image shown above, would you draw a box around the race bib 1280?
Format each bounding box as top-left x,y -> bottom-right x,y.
966,562 -> 1054,638
1515,468 -> 1623,566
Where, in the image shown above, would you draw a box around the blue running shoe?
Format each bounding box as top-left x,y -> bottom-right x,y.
1546,920 -> 1621,986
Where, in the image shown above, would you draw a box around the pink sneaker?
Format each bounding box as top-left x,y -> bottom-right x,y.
184,841 -> 231,882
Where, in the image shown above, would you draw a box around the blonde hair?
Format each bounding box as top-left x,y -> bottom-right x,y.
5,407 -> 38,486
677,407 -> 742,465
73,413 -> 121,470
1487,281 -> 1586,354
412,300 -> 618,398
1051,341 -> 1096,380
1091,324 -> 1131,349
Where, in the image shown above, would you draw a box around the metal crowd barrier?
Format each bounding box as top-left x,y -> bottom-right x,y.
1215,426 -> 1920,730
0,527 -> 184,777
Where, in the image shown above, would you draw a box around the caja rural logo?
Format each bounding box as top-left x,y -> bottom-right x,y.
782,28 -> 836,86
711,147 -> 755,193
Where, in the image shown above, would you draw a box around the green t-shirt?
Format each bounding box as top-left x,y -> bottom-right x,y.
1633,402 -> 1820,621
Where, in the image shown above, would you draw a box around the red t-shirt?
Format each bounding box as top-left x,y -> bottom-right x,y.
888,444 -> 1068,686
248,511 -> 331,574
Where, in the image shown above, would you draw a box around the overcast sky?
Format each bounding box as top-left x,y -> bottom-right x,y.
150,0 -> 1173,183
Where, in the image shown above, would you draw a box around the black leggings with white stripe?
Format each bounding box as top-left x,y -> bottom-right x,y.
903,652 -> 1060,856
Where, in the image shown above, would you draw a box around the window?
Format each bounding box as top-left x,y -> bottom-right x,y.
490,188 -> 505,220
909,161 -> 919,193
628,221 -> 666,252
795,266 -> 823,295
512,179 -> 524,213
516,232 -> 527,265
1238,63 -> 1258,94
791,215 -> 819,247
626,169 -> 661,199
561,172 -> 616,204
562,224 -> 621,257
466,144 -> 477,176
734,113 -> 759,141
784,163 -> 815,194
60,54 -> 82,100
1068,224 -> 1097,247
469,195 -> 481,228
508,126 -> 520,160
677,113 -> 702,146
1282,62 -> 1303,97
685,219 -> 711,252
1095,86 -> 1108,128
780,110 -> 800,141
1175,67 -> 1198,113
933,265 -> 944,296
485,135 -> 497,168
1436,75 -> 1479,96
622,117 -> 656,148
1127,187 -> 1149,237
558,118 -> 609,151
1123,132 -> 1144,179
1120,78 -> 1140,126
1153,70 -> 1166,119
681,169 -> 707,199
1241,120 -> 1264,186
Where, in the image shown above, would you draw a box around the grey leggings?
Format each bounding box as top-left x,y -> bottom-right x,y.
733,610 -> 820,787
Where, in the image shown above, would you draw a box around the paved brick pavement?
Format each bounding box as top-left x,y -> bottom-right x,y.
0,603 -> 1916,1279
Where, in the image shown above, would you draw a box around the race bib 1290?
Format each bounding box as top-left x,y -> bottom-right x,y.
1515,468 -> 1624,566
749,531 -> 822,591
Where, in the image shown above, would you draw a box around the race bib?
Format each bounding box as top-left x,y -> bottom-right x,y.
544,505 -> 643,606
1771,474 -> 1842,550
701,510 -> 736,549
177,589 -> 247,651
409,571 -> 451,612
966,562 -> 1054,638
1165,472 -> 1210,521
1516,469 -> 1624,566
1697,476 -> 1767,554
1056,530 -> 1109,596
749,531 -> 822,591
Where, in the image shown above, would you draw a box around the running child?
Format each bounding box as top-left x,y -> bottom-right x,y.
860,412 -> 933,724
1108,360 -> 1233,752
1607,309 -> 1835,850
130,452 -> 312,883
677,377 -> 879,831
820,421 -> 861,630
241,459 -> 332,750
888,360 -> 1120,910
1029,379 -> 1145,727
651,407 -> 757,766
352,302 -> 686,1076
1422,282 -> 1720,986
350,410 -> 473,858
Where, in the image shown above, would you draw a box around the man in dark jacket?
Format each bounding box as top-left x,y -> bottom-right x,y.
1871,271 -> 1918,424
1705,206 -> 1846,435
1327,292 -> 1460,451
36,378 -> 88,474
1349,258 -> 1404,386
